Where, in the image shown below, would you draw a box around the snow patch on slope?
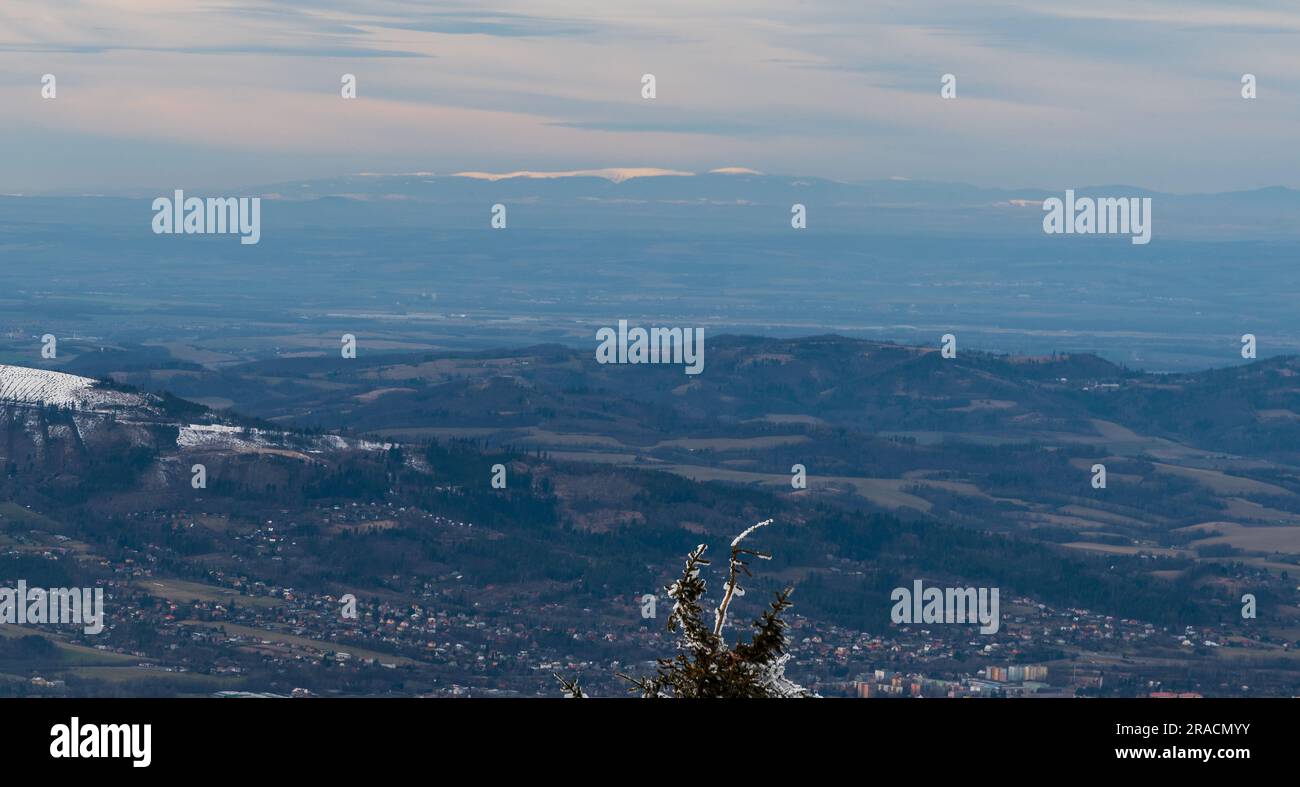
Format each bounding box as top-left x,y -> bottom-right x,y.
0,365 -> 95,407
0,364 -> 150,410
177,423 -> 393,454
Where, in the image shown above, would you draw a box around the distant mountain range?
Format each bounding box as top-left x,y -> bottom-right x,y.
9,171 -> 1300,238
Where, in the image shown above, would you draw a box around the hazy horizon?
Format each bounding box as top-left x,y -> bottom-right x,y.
15,168 -> 1300,199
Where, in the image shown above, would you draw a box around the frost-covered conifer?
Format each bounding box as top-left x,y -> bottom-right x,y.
557,519 -> 814,698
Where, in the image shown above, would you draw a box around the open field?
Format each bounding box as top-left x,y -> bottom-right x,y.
181,621 -> 418,666
134,579 -> 284,609
1180,523 -> 1300,555
0,624 -> 145,666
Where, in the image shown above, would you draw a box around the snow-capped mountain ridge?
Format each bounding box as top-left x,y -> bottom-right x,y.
0,363 -> 397,477
0,364 -> 147,410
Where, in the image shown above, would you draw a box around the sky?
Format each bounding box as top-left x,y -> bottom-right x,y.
3,0 -> 1300,193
